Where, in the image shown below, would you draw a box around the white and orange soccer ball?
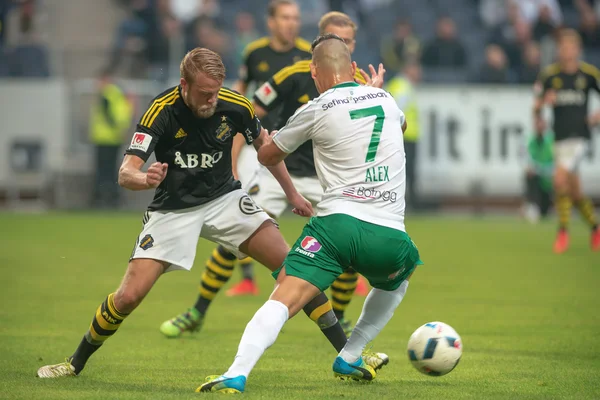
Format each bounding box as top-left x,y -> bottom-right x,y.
407,321 -> 462,376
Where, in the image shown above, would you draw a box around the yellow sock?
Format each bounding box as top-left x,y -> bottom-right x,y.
331,269 -> 358,319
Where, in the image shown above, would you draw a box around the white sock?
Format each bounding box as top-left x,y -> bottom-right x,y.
224,300 -> 289,378
339,280 -> 409,363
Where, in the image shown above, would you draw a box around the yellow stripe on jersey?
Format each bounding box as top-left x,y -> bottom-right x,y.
273,60 -> 311,85
141,87 -> 179,127
354,69 -> 367,84
539,63 -> 560,82
295,37 -> 312,53
242,37 -> 271,58
581,62 -> 600,79
218,89 -> 255,118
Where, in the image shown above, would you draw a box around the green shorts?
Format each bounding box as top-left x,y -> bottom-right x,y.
272,214 -> 422,292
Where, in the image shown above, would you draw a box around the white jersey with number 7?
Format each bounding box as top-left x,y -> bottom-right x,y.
273,81 -> 407,232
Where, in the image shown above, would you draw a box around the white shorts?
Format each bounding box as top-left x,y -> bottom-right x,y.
252,170 -> 323,217
130,190 -> 273,272
555,138 -> 587,172
237,145 -> 262,191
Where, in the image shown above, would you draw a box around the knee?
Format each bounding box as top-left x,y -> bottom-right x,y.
114,288 -> 144,314
553,173 -> 569,193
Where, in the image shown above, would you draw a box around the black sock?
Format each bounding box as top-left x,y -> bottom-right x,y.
303,292 -> 348,353
70,336 -> 101,374
240,258 -> 254,281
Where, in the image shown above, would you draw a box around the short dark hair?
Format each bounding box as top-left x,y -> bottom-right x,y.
311,33 -> 345,52
267,0 -> 297,18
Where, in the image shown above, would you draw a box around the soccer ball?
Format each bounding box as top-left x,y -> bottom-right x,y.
407,321 -> 462,376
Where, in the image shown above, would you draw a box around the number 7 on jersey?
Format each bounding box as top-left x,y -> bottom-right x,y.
349,105 -> 385,163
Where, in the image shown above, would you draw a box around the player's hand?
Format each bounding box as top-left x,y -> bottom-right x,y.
146,162 -> 168,188
588,111 -> 600,127
543,89 -> 557,106
289,192 -> 314,217
360,63 -> 386,89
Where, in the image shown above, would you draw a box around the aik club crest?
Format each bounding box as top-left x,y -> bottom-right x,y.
216,117 -> 232,142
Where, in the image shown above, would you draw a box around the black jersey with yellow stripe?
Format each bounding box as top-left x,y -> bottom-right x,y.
536,61 -> 600,141
240,36 -> 312,88
126,86 -> 261,211
240,37 -> 311,130
253,60 -> 367,177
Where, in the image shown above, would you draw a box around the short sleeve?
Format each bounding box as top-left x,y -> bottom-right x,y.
241,112 -> 262,145
272,103 -> 314,153
587,67 -> 600,94
253,68 -> 297,111
125,105 -> 167,161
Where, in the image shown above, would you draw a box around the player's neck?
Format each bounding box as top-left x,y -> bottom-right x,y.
560,59 -> 579,74
269,37 -> 295,52
330,75 -> 355,88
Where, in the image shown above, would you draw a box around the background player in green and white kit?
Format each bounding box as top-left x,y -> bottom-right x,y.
522,118 -> 554,223
199,34 -> 421,394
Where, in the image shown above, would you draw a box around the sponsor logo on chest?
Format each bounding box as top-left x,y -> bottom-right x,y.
174,151 -> 223,169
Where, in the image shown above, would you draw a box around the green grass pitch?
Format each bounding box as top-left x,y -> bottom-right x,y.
1,212 -> 599,399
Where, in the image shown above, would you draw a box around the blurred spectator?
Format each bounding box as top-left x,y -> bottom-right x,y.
478,44 -> 510,83
511,0 -> 562,26
386,61 -> 422,210
519,41 -> 541,83
575,0 -> 600,48
532,4 -> 559,41
328,0 -> 366,27
380,19 -> 421,74
109,0 -> 150,77
479,0 -> 509,29
170,0 -> 203,24
146,0 -> 181,81
422,16 -> 467,68
489,2 -> 531,69
7,0 -> 49,77
190,17 -> 233,72
0,0 -> 9,46
89,68 -> 133,209
233,12 -> 259,68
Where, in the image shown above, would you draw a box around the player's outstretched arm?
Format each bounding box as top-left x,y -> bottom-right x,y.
118,155 -> 168,191
254,128 -> 313,217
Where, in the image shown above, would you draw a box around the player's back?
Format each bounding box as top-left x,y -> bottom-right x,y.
311,82 -> 407,231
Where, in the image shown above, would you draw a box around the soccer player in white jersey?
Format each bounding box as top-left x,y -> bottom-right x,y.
198,34 -> 422,394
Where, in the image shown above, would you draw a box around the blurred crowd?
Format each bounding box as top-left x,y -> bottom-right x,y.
0,0 -> 49,77
2,0 -> 600,83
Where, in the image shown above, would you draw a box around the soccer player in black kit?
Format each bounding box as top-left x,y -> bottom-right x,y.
189,0 -> 312,301
36,48 -> 391,381
534,29 -> 600,253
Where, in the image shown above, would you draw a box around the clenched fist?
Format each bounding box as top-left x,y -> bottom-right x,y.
146,162 -> 168,188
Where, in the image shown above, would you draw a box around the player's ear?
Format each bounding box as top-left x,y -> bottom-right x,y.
310,62 -> 317,80
180,78 -> 187,91
350,61 -> 357,78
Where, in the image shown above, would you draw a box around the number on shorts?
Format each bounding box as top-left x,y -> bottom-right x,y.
349,105 -> 385,163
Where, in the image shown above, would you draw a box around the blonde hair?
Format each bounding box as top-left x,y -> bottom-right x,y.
557,28 -> 581,46
318,12 -> 357,35
268,0 -> 297,17
180,48 -> 226,83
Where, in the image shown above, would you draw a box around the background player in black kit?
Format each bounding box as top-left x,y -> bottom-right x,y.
534,29 -> 600,253
220,0 -> 312,297
37,48 -> 384,380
